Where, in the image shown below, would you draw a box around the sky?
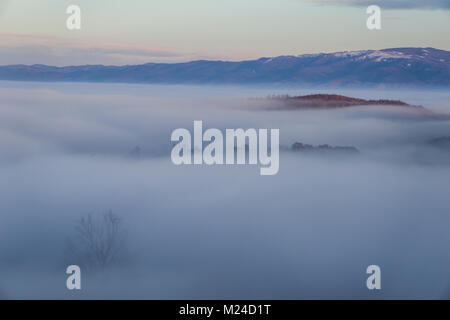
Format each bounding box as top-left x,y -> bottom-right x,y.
0,0 -> 449,65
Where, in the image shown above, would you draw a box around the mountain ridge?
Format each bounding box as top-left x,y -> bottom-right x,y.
0,47 -> 449,87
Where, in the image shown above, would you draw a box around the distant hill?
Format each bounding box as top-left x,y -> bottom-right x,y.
268,94 -> 410,108
265,93 -> 450,119
0,47 -> 449,86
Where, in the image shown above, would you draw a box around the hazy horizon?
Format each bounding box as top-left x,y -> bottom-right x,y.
2,46 -> 449,67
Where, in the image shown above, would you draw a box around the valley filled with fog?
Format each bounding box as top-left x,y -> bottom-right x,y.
0,81 -> 450,299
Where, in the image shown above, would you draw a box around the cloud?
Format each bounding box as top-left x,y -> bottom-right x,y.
303,0 -> 450,10
0,33 -> 192,66
1,83 -> 450,298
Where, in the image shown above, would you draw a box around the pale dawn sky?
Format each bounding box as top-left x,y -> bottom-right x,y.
0,0 -> 449,65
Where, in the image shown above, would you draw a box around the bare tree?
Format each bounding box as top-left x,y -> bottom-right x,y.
66,211 -> 127,271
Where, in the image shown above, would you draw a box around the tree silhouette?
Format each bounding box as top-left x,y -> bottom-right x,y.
66,211 -> 126,271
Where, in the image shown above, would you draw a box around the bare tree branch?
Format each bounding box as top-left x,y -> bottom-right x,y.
66,211 -> 127,271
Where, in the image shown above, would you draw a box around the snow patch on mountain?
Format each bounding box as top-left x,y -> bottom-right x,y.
358,51 -> 413,62
332,50 -> 371,58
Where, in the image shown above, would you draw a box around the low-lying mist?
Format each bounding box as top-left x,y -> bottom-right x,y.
1,81 -> 450,299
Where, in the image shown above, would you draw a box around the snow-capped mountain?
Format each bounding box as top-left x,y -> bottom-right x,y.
1,47 -> 449,86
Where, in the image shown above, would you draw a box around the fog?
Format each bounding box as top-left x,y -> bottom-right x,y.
0,81 -> 450,299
